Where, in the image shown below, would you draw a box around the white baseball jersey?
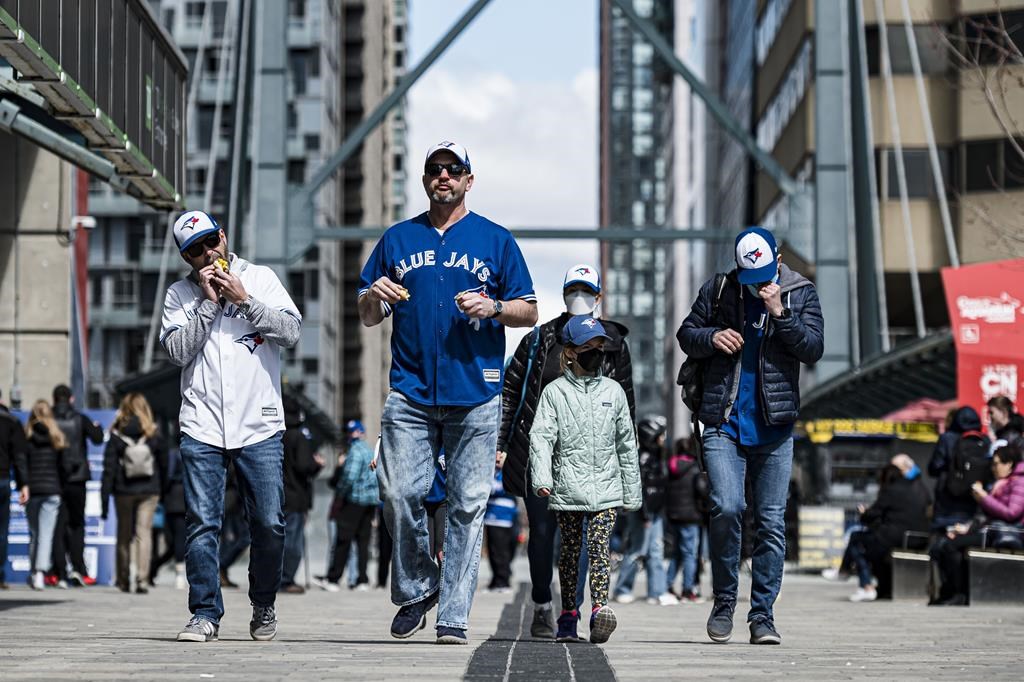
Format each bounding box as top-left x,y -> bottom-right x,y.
160,256 -> 301,449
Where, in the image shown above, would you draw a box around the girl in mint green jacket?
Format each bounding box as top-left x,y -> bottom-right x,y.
530,315 -> 641,645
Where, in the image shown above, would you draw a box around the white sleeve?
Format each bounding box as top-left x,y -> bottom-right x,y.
160,285 -> 188,343
258,267 -> 302,321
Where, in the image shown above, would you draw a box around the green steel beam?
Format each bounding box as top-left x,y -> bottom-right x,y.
313,226 -> 742,242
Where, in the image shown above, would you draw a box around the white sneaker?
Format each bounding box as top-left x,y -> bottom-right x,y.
355,583 -> 370,592
613,593 -> 635,605
175,573 -> 187,591
658,593 -> 678,606
849,587 -> 877,602
311,576 -> 340,593
821,568 -> 850,582
31,571 -> 44,591
55,579 -> 69,590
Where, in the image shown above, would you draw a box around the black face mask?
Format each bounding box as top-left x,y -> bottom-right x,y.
575,348 -> 603,372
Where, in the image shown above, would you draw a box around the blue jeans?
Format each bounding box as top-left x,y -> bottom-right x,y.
377,391 -> 499,630
181,432 -> 285,625
281,511 -> 305,587
27,495 -> 61,573
665,522 -> 700,593
525,492 -> 588,609
703,427 -> 793,624
613,512 -> 667,599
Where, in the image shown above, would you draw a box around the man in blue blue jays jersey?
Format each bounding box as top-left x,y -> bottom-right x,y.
358,141 -> 538,644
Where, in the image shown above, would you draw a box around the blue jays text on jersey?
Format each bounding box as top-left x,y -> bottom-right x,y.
359,211 -> 536,408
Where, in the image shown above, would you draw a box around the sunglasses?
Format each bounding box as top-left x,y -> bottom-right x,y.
185,232 -> 221,259
425,162 -> 469,178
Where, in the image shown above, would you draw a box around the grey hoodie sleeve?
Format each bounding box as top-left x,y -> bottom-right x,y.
245,297 -> 301,349
162,299 -> 221,367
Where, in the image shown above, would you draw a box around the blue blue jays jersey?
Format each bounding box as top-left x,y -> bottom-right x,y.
359,211 -> 536,407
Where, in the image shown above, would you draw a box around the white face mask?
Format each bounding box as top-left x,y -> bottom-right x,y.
564,290 -> 598,315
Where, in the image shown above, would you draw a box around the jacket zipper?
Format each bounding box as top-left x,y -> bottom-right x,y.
722,284 -> 744,424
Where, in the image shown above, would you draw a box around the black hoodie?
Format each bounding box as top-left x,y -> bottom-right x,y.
282,406 -> 322,513
26,422 -> 64,497
928,406 -> 988,520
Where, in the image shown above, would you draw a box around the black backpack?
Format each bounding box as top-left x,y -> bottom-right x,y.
676,273 -> 728,414
945,430 -> 991,498
54,412 -> 90,483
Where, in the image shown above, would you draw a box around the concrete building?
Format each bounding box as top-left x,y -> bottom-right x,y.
599,0 -> 676,421
84,0 -> 408,427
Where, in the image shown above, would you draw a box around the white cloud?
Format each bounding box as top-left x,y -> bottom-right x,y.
407,67 -> 601,355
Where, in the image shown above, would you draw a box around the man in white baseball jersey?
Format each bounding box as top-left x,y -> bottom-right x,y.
160,210 -> 301,643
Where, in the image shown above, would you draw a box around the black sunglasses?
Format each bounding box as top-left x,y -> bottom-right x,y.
185,232 -> 221,259
425,162 -> 469,177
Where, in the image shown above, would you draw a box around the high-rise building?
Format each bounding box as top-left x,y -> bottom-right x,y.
85,0 -> 408,428
599,0 -> 676,421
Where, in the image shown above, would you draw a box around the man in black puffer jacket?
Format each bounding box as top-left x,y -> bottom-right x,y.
498,263 -> 635,638
678,227 -> 823,647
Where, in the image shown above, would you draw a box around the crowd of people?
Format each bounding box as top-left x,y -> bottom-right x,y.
825,400 -> 1024,605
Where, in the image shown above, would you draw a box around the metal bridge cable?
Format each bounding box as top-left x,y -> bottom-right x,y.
900,0 -> 960,268
875,0 -> 927,339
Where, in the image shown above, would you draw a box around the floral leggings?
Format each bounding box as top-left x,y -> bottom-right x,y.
557,508 -> 617,612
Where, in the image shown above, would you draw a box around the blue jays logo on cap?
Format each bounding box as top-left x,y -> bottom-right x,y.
235,332 -> 265,354
173,210 -> 221,252
562,314 -> 612,346
734,227 -> 779,285
562,262 -> 601,293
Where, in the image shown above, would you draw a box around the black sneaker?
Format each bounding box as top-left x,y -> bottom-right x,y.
531,606 -> 555,639
749,619 -> 782,645
390,590 -> 439,639
706,597 -> 736,643
436,626 -> 468,645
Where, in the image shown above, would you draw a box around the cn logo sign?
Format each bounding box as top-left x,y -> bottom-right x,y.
980,364 -> 1019,402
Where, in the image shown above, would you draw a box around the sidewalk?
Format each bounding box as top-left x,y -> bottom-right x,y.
1,562 -> 1022,680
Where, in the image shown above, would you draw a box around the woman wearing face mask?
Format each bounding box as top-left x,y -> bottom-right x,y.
498,264 -> 635,639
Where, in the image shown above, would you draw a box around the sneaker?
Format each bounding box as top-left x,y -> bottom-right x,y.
68,571 -> 86,587
81,575 -> 97,586
175,572 -> 187,591
55,579 -> 69,590
281,584 -> 305,595
354,583 -> 370,592
681,590 -> 705,604
821,567 -> 850,582
135,584 -> 148,595
436,626 -> 468,645
706,597 -> 736,643
390,591 -> 439,639
749,619 -> 782,645
250,605 -> 278,641
177,616 -> 219,642
555,610 -> 581,642
44,574 -> 58,587
531,606 -> 556,639
30,571 -> 44,591
311,576 -> 341,593
613,593 -> 635,605
589,606 -> 617,644
657,593 -> 678,606
849,587 -> 877,603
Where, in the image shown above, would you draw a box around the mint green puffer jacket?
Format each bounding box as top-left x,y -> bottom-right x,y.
529,370 -> 641,512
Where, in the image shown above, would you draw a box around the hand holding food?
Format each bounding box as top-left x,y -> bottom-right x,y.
215,257 -> 229,272
368,276 -> 408,304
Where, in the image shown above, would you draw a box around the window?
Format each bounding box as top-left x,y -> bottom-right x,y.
288,160 -> 306,184
963,140 -> 1000,192
612,87 -> 629,111
290,51 -> 308,95
756,39 -> 811,152
1005,140 -> 1024,189
90,275 -> 104,306
633,43 -> 654,67
305,134 -> 320,152
865,25 -> 949,76
112,272 -> 136,309
302,358 -> 319,375
755,0 -> 794,65
289,0 -> 306,19
962,10 -> 1024,66
185,2 -> 205,28
127,224 -> 146,261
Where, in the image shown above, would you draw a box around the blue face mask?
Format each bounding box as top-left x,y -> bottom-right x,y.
745,271 -> 780,298
904,463 -> 921,480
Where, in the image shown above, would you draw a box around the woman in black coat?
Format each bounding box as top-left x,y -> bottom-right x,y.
100,393 -> 168,594
24,400 -> 67,590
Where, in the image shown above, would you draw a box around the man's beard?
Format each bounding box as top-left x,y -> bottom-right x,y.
430,188 -> 462,204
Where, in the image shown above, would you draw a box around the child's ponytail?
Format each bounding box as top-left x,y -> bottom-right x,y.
559,345 -> 574,375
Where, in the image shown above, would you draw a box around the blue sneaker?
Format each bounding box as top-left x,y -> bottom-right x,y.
589,606 -> 617,644
390,590 -> 439,639
436,626 -> 468,645
555,610 -> 581,642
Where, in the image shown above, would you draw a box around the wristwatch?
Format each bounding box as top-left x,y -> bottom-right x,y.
237,295 -> 254,318
491,299 -> 503,318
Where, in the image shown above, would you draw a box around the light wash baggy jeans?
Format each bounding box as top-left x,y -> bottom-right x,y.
377,391 -> 500,631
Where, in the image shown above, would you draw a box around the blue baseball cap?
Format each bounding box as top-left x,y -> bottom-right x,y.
562,315 -> 612,346
734,226 -> 779,284
345,419 -> 365,434
173,210 -> 221,253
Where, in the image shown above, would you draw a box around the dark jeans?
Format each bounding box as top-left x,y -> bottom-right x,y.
181,432 -> 285,625
930,531 -> 983,601
486,525 -> 516,589
51,481 -> 89,579
327,502 -> 375,584
151,512 -> 187,580
0,478 -> 9,582
281,511 -> 306,587
377,506 -> 392,588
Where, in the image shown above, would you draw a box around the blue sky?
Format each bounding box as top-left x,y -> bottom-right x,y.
406,0 -> 602,352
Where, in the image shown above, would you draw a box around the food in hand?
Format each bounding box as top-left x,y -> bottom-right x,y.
214,258 -> 229,272
399,286 -> 410,301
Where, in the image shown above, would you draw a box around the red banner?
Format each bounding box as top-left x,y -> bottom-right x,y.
941,258 -> 1024,430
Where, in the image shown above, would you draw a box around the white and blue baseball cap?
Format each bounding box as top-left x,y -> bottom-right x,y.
173,210 -> 221,253
563,263 -> 601,294
562,315 -> 612,346
425,140 -> 471,171
734,227 -> 779,284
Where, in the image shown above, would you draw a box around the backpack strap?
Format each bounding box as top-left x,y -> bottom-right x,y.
962,430 -> 985,441
709,273 -> 727,322
510,326 -> 542,430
